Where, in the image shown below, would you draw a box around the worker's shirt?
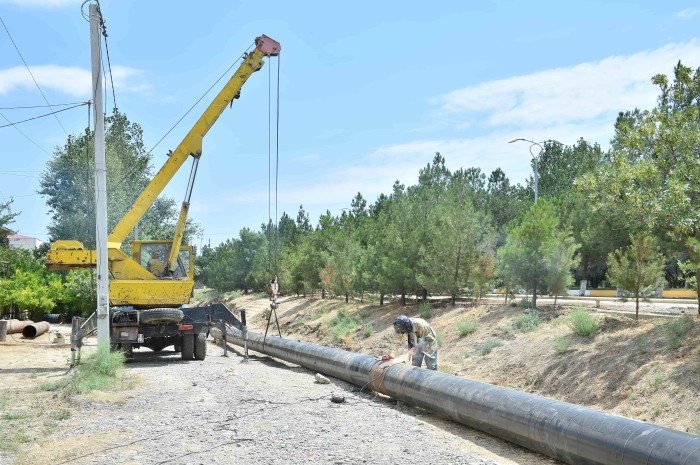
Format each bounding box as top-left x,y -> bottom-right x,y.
405,318 -> 438,357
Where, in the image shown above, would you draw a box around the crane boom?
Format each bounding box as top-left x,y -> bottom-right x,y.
109,35 -> 281,248
46,34 -> 281,309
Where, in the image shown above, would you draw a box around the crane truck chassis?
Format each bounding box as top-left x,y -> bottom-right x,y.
48,35 -> 281,361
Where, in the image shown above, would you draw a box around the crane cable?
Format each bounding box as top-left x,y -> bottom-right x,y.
267,54 -> 281,278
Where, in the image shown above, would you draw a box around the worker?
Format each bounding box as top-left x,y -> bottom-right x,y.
393,315 -> 438,370
147,250 -> 165,277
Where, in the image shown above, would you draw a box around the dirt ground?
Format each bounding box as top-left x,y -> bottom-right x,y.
0,294 -> 698,464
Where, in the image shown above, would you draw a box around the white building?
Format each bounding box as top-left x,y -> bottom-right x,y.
8,234 -> 44,250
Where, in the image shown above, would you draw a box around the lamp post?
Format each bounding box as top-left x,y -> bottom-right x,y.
508,138 -> 562,203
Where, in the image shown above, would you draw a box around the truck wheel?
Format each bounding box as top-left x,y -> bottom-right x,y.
181,334 -> 194,360
140,308 -> 184,325
194,333 -> 207,361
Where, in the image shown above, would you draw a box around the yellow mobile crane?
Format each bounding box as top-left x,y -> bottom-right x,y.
45,35 -> 281,360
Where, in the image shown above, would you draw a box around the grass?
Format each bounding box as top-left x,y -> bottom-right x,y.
436,330 -> 445,347
362,323 -> 373,338
554,336 -> 571,354
312,303 -> 333,320
40,343 -> 127,395
660,315 -> 694,349
456,318 -> 478,336
480,337 -> 503,356
513,312 -> 540,333
568,307 -> 598,336
327,308 -> 360,341
647,371 -> 665,391
52,409 -> 71,421
418,301 -> 432,319
635,336 -> 649,355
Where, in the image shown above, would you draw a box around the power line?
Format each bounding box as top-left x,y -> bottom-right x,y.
0,111 -> 51,155
0,16 -> 70,136
0,103 -> 88,129
0,102 -> 88,110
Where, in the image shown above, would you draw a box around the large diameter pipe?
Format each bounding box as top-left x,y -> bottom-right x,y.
7,319 -> 34,334
22,321 -> 50,339
212,327 -> 700,465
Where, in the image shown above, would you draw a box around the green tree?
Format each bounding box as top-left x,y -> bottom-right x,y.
39,109 -> 198,251
606,233 -> 665,320
546,232 -> 580,306
579,62 -> 700,312
0,199 -> 19,247
497,200 -> 572,307
418,171 -> 490,304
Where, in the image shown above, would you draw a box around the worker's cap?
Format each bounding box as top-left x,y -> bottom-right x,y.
393,315 -> 412,333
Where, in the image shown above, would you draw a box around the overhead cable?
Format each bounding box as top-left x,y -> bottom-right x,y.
0,16 -> 70,136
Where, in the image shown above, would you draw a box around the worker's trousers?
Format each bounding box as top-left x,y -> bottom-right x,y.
411,350 -> 438,370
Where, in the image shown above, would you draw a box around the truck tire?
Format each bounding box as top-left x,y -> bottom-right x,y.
139,308 -> 183,325
194,333 -> 207,361
181,334 -> 194,360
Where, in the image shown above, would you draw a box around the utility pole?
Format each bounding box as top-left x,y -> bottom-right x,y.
90,3 -> 110,350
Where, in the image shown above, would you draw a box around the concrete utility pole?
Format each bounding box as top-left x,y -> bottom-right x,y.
90,3 -> 110,350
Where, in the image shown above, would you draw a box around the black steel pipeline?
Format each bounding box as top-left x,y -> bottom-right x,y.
212,327 -> 700,465
22,321 -> 50,339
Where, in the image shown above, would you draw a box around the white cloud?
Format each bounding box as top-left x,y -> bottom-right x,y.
434,41 -> 700,129
0,65 -> 149,97
676,9 -> 699,20
352,40 -> 700,186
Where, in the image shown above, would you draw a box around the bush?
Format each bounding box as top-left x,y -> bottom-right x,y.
328,308 -> 360,341
362,323 -> 373,338
480,337 -> 503,356
513,313 -> 540,333
568,307 -> 598,336
554,336 -> 570,354
517,298 -> 533,309
41,343 -> 126,395
418,301 -> 432,319
660,315 -> 694,349
456,319 -> 478,336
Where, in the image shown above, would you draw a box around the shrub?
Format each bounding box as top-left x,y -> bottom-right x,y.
480,337 -> 503,356
328,308 -> 360,341
517,298 -> 533,309
41,343 -> 126,395
456,319 -> 478,336
418,301 -> 432,319
513,313 -> 540,333
436,329 -> 445,347
554,336 -> 570,354
660,315 -> 694,349
568,307 -> 598,336
362,323 -> 373,338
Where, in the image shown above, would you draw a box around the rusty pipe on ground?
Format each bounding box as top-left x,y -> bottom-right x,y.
211,327 -> 700,465
6,319 -> 34,334
22,321 -> 50,339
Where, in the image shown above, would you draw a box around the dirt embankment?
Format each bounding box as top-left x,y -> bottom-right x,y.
216,292 -> 700,434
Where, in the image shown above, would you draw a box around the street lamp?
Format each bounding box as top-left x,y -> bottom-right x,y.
508,138 -> 563,203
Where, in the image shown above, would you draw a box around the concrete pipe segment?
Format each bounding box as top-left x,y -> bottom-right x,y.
212,327 -> 700,465
7,319 -> 34,334
21,321 -> 50,339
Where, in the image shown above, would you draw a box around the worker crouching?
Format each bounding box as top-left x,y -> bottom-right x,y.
393,315 -> 438,370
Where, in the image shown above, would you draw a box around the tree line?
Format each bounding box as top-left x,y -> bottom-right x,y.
196,63 -> 700,315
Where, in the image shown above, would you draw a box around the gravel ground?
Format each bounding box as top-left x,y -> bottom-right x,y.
55,341 -> 559,465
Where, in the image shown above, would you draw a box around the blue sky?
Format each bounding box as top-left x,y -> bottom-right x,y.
1,1 -> 699,248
